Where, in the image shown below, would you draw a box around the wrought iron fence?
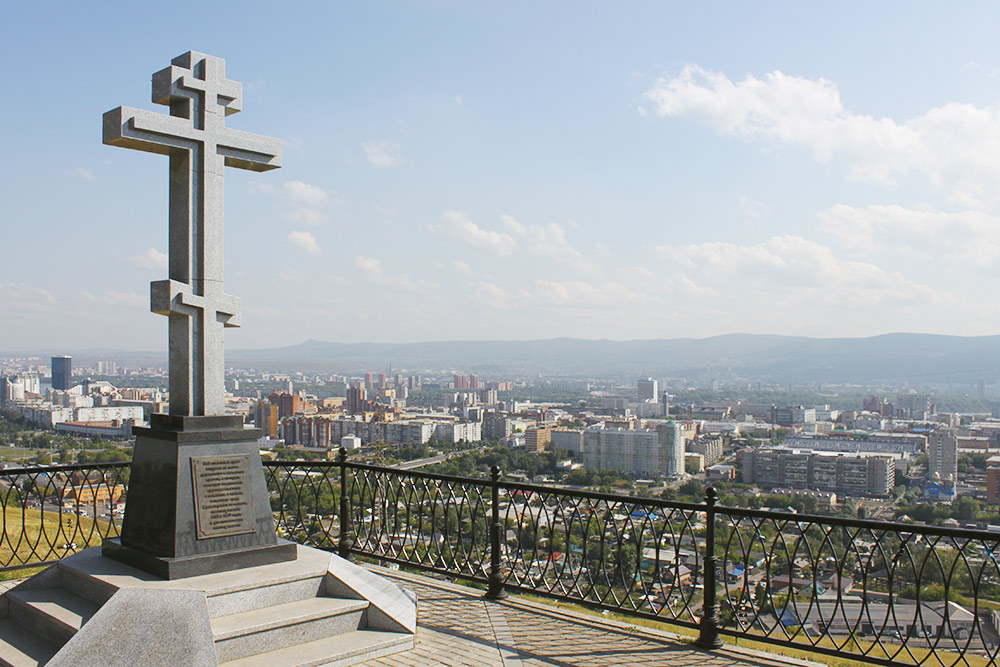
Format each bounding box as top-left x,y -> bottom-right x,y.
715,505 -> 1000,666
0,457 -> 998,666
265,453 -> 1000,667
0,462 -> 128,573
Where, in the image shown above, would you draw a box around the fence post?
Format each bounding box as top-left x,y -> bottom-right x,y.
337,447 -> 355,561
696,486 -> 723,649
483,464 -> 508,600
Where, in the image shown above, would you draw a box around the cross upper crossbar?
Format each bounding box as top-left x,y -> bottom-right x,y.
104,51 -> 281,416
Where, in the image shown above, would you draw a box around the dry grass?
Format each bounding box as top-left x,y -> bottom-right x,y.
0,506 -> 112,576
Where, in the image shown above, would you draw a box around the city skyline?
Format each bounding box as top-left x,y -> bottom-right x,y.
4,3 -> 1000,350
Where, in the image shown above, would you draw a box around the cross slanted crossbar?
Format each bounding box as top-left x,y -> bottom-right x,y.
104,51 -> 281,416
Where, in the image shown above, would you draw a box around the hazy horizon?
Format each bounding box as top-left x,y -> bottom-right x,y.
4,330 -> 999,358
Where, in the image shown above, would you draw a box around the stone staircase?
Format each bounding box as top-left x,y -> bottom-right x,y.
0,546 -> 415,666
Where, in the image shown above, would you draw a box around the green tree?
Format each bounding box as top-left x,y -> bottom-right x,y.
953,496 -> 981,522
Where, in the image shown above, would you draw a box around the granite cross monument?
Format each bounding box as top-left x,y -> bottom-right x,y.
103,51 -> 280,417
101,52 -> 296,578
0,52 -> 415,665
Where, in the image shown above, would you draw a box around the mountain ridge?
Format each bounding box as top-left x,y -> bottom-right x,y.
227,333 -> 1000,383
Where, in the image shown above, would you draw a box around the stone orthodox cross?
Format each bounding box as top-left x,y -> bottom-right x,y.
104,52 -> 281,416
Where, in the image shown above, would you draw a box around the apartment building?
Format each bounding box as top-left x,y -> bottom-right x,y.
987,467 -> 1000,504
551,428 -> 584,456
928,429 -> 958,483
525,426 -> 553,453
570,421 -> 685,477
688,435 -> 724,466
280,415 -> 481,447
742,448 -> 894,496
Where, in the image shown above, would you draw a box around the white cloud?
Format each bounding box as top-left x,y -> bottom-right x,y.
470,280 -> 510,307
521,280 -> 639,307
656,235 -> 949,307
501,215 -> 525,235
616,265 -> 656,284
0,283 -> 57,313
363,141 -> 402,167
454,95 -> 464,104
452,259 -> 492,280
74,168 -> 95,181
288,230 -> 321,254
0,283 -> 166,349
502,214 -> 597,273
430,210 -> 517,256
283,180 -> 330,206
433,212 -> 598,272
819,204 -> 1000,267
645,64 -> 1000,206
127,247 -> 168,271
254,181 -> 338,226
81,290 -> 146,308
353,256 -> 437,291
281,181 -> 340,226
739,197 -> 771,219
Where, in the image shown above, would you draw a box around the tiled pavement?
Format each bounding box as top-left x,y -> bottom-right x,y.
359,568 -> 821,667
0,567 -> 820,666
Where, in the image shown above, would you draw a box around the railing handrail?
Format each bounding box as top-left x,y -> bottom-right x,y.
715,503 -> 1000,541
0,461 -> 130,475
265,459 -> 1000,542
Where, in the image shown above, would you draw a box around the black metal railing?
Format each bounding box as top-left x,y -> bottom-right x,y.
715,505 -> 1000,666
0,457 -> 997,666
0,462 -> 128,573
265,453 -> 1000,667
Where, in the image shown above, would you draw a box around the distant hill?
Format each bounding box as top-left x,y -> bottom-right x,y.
225,333 -> 1000,383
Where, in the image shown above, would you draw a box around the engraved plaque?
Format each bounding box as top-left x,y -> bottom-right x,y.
191,454 -> 255,539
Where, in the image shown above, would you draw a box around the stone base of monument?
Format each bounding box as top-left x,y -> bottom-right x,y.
104,414 -> 298,580
0,545 -> 415,666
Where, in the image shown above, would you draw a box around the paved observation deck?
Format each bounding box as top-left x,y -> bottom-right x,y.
359,567 -> 819,667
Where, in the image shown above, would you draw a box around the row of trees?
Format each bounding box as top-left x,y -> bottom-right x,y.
1,408 -> 132,464
427,445 -> 567,479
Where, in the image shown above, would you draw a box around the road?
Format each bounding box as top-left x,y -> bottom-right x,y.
392,448 -> 476,470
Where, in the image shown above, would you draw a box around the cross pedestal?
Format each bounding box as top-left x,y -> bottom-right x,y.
100,51 -> 294,577
103,415 -> 295,579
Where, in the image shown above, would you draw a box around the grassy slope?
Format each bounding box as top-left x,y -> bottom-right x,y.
0,506 -> 113,576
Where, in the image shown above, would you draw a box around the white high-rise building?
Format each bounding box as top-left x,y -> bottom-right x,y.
928,429 -> 958,484
575,422 -> 686,478
637,377 -> 658,402
657,421 -> 685,477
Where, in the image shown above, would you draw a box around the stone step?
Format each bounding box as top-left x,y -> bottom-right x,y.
219,629 -> 414,667
205,572 -> 327,617
0,619 -> 58,667
212,597 -> 369,663
58,543 -> 331,617
5,588 -> 98,647
56,560 -> 118,607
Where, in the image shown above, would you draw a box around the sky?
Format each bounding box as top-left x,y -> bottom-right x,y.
3,2 -> 1000,352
